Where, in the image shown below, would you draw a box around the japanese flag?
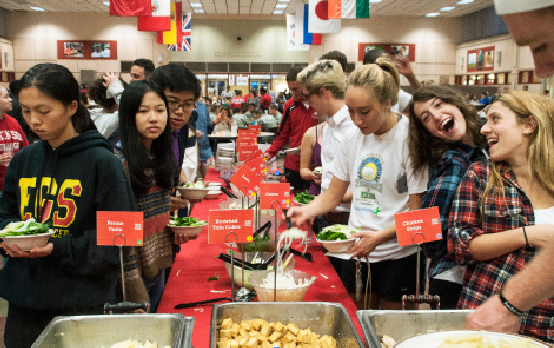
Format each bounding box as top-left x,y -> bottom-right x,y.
308,0 -> 341,34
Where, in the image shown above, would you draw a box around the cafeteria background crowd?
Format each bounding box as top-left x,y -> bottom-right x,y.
0,0 -> 553,346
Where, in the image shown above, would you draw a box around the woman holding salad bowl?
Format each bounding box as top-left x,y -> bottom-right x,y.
288,58 -> 428,310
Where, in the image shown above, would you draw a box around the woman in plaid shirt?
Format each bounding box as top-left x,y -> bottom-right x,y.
408,86 -> 487,309
449,91 -> 554,343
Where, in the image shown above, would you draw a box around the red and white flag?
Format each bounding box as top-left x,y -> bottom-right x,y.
308,0 -> 341,34
137,0 -> 171,32
110,0 -> 150,17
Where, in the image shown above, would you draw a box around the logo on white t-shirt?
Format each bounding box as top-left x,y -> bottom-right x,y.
355,155 -> 383,192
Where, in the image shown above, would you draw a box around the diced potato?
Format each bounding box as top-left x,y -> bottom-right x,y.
245,337 -> 258,348
222,318 -> 233,330
287,323 -> 299,335
221,329 -> 232,338
274,322 -> 285,332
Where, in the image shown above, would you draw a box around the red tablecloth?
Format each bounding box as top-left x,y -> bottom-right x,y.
157,169 -> 363,347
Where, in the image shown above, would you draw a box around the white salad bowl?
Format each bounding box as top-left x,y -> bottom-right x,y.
2,230 -> 56,252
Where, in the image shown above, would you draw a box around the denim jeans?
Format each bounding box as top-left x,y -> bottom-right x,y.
143,269 -> 165,313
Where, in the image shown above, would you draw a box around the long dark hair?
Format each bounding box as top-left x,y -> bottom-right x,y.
119,80 -> 173,195
408,85 -> 487,171
19,64 -> 96,133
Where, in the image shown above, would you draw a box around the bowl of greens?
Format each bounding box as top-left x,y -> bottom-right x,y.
167,216 -> 207,237
176,182 -> 210,200
293,191 -> 315,205
316,224 -> 359,253
0,219 -> 55,251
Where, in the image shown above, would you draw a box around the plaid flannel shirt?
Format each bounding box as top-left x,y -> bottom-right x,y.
448,160 -> 554,343
421,144 -> 484,279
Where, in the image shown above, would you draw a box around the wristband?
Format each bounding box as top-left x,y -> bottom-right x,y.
499,291 -> 525,317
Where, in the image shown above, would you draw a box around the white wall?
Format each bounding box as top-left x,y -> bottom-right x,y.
6,11 -> 467,87
6,12 -> 157,82
167,19 -> 309,63
317,17 -> 462,86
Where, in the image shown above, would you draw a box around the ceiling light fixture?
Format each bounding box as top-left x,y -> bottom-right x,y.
190,3 -> 203,7
440,6 -> 455,11
456,0 -> 473,4
275,4 -> 287,8
369,0 -> 381,3
30,6 -> 45,11
194,8 -> 204,13
102,1 -> 110,6
426,12 -> 440,17
273,10 -> 284,14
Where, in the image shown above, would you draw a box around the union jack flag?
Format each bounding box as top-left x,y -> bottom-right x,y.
169,12 -> 191,51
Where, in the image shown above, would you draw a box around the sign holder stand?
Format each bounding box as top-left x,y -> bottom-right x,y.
225,231 -> 238,303
401,231 -> 441,310
271,199 -> 282,303
114,233 -> 127,302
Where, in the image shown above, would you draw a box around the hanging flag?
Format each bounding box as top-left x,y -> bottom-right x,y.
308,0 -> 341,34
287,14 -> 310,51
137,0 -> 171,31
328,0 -> 369,19
160,1 -> 178,45
299,4 -> 322,45
169,11 -> 191,51
110,0 -> 150,16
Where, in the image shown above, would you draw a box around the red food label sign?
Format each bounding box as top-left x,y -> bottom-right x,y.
238,129 -> 257,140
97,211 -> 144,246
394,207 -> 442,246
244,150 -> 264,165
230,164 -> 263,196
238,145 -> 260,161
208,209 -> 255,244
260,183 -> 291,210
249,125 -> 262,133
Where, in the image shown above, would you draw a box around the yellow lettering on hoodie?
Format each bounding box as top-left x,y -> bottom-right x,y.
19,177 -> 37,220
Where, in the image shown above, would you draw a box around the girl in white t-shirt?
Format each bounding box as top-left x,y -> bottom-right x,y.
288,58 -> 428,309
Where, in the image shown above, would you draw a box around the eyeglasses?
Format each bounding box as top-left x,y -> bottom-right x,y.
168,100 -> 195,111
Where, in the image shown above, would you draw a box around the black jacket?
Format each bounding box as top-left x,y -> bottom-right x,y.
0,131 -> 137,311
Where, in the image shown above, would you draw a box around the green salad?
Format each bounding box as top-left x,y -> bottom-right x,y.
169,216 -> 206,227
181,182 -> 207,189
0,218 -> 51,237
295,191 -> 315,204
317,224 -> 360,241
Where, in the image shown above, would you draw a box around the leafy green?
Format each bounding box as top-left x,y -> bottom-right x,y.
317,231 -> 349,240
169,216 -> 206,227
0,218 -> 50,237
208,273 -> 220,281
317,225 -> 359,240
295,191 -> 315,204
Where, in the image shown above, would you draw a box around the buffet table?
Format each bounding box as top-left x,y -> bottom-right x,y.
157,169 -> 363,347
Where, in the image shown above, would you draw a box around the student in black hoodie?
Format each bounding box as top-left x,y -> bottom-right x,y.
0,64 -> 137,348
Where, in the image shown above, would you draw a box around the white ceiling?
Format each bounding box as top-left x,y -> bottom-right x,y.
0,0 -> 495,17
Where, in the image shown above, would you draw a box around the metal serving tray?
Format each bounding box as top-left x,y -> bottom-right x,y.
356,310 -> 473,348
210,302 -> 363,347
32,313 -> 194,348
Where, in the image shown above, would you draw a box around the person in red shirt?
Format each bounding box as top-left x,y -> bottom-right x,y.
260,87 -> 272,112
0,86 -> 29,192
264,67 -> 317,192
230,90 -> 243,110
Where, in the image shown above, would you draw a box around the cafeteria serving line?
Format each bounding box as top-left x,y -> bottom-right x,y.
1,0 -> 554,346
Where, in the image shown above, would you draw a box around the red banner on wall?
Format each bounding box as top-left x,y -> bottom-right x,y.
467,46 -> 495,73
358,43 -> 416,62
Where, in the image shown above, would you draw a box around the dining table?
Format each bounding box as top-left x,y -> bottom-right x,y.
157,168 -> 364,347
